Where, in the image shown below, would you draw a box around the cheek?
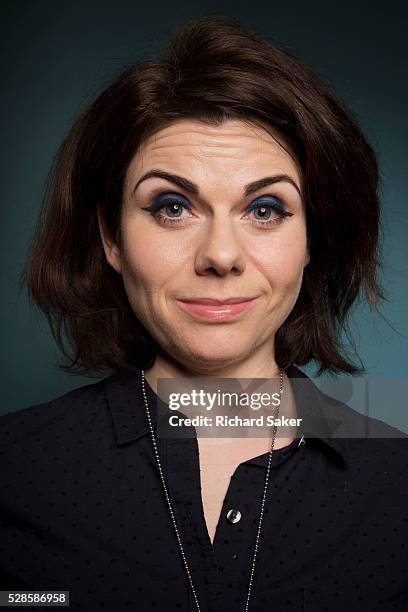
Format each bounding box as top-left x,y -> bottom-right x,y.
120,225 -> 189,288
250,228 -> 308,289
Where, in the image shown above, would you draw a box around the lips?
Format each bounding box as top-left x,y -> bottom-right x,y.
176,297 -> 258,322
179,297 -> 256,305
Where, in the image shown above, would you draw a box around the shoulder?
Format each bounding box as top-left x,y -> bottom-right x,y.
0,377 -> 110,450
320,388 -> 407,437
318,389 -> 408,485
290,366 -> 408,481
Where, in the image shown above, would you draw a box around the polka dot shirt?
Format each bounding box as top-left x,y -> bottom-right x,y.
0,365 -> 407,611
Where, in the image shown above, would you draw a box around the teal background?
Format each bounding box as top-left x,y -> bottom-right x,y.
1,1 -> 407,415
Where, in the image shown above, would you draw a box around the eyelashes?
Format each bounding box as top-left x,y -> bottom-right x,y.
141,191 -> 294,229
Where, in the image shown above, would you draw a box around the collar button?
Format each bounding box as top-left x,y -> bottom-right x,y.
298,434 -> 306,448
226,509 -> 241,524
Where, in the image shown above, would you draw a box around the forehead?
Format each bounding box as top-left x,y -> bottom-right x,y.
128,118 -> 300,178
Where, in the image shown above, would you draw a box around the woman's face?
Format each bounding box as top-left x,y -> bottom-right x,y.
99,119 -> 309,371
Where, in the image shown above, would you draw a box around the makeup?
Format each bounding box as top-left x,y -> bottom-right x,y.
176,297 -> 258,321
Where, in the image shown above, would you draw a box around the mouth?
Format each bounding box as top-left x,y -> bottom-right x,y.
176,297 -> 259,322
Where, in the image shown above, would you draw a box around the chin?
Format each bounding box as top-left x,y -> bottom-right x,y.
162,322 -> 263,365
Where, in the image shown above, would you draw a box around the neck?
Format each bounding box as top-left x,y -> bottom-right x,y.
143,347 -> 281,395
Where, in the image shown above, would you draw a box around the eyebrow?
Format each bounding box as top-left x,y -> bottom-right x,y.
132,169 -> 302,198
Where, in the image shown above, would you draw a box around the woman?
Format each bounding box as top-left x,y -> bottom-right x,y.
1,15 -> 407,612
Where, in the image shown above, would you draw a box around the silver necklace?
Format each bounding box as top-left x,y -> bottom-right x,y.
141,368 -> 284,612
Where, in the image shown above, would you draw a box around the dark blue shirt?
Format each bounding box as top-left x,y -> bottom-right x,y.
1,365 -> 407,611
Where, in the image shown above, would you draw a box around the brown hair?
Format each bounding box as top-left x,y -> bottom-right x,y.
21,15 -> 386,377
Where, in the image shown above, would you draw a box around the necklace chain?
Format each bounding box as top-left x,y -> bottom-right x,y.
141,369 -> 284,612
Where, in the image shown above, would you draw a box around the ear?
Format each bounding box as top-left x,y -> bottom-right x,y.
97,205 -> 122,275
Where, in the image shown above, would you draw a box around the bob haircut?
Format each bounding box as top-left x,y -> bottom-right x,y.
22,15 -> 386,377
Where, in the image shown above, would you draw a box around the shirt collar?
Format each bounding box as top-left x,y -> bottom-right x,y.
105,364 -> 347,467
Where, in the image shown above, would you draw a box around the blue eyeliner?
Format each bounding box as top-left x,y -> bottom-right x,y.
142,192 -> 191,213
141,192 -> 292,223
245,196 -> 285,214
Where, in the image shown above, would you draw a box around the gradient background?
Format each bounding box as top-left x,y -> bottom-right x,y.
1,1 -> 407,417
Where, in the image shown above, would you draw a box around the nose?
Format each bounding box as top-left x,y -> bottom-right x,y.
195,212 -> 246,276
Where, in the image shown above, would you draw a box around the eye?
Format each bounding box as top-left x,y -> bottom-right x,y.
244,195 -> 293,227
141,193 -> 192,225
141,192 -> 293,228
